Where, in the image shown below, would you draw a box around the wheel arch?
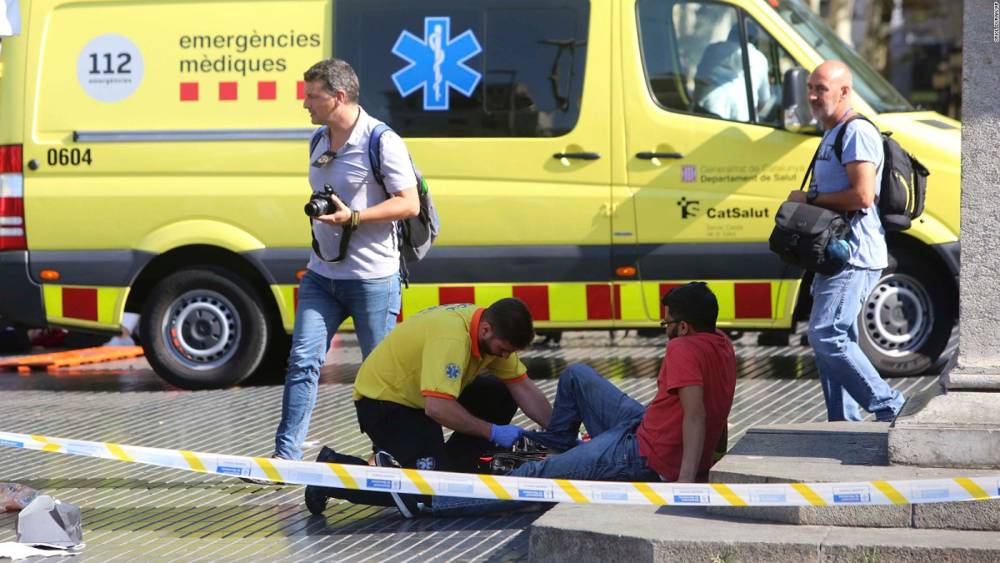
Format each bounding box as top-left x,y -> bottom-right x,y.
125,245 -> 284,333
885,232 -> 959,304
791,233 -> 959,324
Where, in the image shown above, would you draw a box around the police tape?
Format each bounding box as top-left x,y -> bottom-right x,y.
2,431 -> 999,508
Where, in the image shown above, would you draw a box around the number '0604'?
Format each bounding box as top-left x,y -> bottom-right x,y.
47,148 -> 93,167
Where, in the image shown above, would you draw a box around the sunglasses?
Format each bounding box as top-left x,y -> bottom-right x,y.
659,318 -> 685,327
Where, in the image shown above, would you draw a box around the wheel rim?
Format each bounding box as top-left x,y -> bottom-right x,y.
862,273 -> 934,357
161,289 -> 241,370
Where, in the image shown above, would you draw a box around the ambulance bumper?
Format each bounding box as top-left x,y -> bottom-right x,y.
0,251 -> 46,327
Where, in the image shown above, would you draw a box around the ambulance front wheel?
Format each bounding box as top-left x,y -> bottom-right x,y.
141,268 -> 270,390
858,250 -> 956,377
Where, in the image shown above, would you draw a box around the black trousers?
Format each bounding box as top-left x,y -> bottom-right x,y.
358,375 -> 518,473
323,375 -> 518,506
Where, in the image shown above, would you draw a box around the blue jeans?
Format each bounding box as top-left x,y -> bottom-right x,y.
274,270 -> 400,460
809,266 -> 904,422
432,364 -> 658,517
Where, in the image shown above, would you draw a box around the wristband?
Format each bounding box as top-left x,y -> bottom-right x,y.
350,210 -> 361,231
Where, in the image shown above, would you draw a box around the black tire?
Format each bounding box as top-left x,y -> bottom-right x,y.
858,250 -> 956,377
140,268 -> 270,389
247,330 -> 292,386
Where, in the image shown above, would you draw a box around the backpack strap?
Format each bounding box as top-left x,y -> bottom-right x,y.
833,114 -> 876,163
367,123 -> 391,195
309,126 -> 327,158
367,122 -> 422,286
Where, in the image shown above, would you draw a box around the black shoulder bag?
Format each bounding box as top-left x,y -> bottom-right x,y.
768,143 -> 852,275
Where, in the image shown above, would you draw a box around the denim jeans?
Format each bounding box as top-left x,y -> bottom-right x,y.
809,266 -> 904,422
274,270 -> 400,460
432,364 -> 658,517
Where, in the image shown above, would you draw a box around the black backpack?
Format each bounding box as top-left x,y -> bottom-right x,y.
834,115 -> 929,231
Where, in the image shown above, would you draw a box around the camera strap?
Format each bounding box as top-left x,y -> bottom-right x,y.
307,128 -> 351,263
309,221 -> 352,263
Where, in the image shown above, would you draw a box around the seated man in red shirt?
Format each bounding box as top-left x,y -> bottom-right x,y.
400,281 -> 738,517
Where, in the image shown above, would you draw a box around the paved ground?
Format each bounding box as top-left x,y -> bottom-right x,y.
0,331 -> 943,561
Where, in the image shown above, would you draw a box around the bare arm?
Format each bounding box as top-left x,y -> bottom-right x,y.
676,385 -> 706,483
424,396 -> 492,440
507,377 -> 553,429
359,187 -> 420,222
786,160 -> 877,213
317,187 -> 419,227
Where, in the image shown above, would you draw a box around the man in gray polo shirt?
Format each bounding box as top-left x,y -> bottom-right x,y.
273,58 -> 419,461
785,61 -> 904,422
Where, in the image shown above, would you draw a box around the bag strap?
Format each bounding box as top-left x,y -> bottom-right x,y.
309,218 -> 352,263
308,128 -> 351,263
799,142 -> 821,192
368,123 -> 391,195
309,126 -> 327,158
367,122 -> 418,286
833,114 -> 876,163
800,113 -> 874,193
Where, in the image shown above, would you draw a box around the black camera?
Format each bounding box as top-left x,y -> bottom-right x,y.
304,184 -> 339,218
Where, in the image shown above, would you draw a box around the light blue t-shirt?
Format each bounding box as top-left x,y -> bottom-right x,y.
810,115 -> 887,270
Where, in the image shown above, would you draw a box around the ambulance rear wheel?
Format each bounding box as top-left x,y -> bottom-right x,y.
141,268 -> 269,390
858,251 -> 955,377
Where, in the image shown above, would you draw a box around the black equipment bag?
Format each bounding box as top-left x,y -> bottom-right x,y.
768,143 -> 851,275
769,201 -> 851,275
834,115 -> 929,231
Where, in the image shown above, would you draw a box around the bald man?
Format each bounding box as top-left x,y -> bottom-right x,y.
785,61 -> 904,422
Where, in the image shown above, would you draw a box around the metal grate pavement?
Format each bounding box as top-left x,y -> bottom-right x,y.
0,332 -> 941,561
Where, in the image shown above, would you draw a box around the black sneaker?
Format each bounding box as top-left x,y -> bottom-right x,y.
374,450 -> 426,519
304,446 -> 340,515
239,455 -> 286,486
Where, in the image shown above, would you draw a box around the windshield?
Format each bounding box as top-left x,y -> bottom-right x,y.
769,0 -> 912,113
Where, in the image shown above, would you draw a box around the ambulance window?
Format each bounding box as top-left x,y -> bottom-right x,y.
334,0 -> 589,138
745,18 -> 796,127
637,0 -> 794,127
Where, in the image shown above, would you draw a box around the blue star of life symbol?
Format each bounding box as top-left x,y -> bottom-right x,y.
445,363 -> 461,379
391,17 -> 482,111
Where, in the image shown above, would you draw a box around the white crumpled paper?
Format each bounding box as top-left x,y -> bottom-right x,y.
0,542 -> 81,560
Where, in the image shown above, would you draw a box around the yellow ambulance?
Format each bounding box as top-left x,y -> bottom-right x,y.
0,0 -> 959,388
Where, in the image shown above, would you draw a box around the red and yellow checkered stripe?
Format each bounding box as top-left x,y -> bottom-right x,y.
273,279 -> 801,332
42,285 -> 129,330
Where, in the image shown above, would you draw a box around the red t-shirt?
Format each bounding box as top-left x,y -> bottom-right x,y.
636,330 -> 736,481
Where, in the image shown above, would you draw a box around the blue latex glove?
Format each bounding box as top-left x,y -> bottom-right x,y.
489,424 -> 524,448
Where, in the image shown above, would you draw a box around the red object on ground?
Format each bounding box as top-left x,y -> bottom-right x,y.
30,328 -> 67,348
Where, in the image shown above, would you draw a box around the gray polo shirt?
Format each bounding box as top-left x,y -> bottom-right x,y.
307,107 -> 417,280
811,115 -> 887,270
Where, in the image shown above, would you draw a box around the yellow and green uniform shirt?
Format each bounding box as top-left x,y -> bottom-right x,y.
352,304 -> 528,408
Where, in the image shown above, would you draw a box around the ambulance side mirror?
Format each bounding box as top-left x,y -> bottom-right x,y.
782,68 -> 818,134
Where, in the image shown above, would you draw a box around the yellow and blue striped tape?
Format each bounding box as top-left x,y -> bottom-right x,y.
2,431 -> 998,507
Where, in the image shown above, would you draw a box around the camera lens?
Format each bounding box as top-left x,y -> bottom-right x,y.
304,198 -> 332,217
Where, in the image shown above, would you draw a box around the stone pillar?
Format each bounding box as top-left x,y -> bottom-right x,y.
888,0 -> 1000,468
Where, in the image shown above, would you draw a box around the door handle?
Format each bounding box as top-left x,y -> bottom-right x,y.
553,152 -> 601,160
636,151 -> 684,160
